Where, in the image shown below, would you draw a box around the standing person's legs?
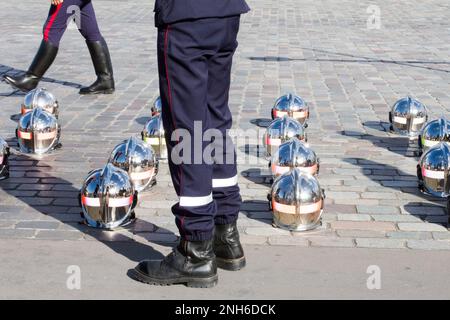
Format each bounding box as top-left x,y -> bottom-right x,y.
132,20 -> 221,288
3,0 -> 80,91
207,16 -> 246,271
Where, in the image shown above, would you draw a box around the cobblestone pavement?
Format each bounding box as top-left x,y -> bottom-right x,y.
1,0 -> 450,251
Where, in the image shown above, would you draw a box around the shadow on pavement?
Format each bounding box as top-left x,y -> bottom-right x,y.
343,157 -> 449,227
0,64 -> 83,92
249,47 -> 450,73
0,139 -> 179,263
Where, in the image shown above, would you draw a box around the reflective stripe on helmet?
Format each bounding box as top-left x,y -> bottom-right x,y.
423,139 -> 440,148
266,137 -> 282,146
393,116 -> 407,124
272,200 -> 322,215
393,116 -> 426,125
273,110 -> 308,119
212,175 -> 238,188
273,164 -> 318,176
179,193 -> 213,207
81,196 -> 101,207
144,137 -> 166,145
108,196 -> 134,207
413,117 -> 426,124
130,169 -> 155,180
18,131 -> 32,140
272,164 -> 291,176
421,167 -> 445,179
293,111 -> 308,119
273,110 -> 288,118
21,106 -> 31,115
35,131 -> 57,140
81,195 -> 134,207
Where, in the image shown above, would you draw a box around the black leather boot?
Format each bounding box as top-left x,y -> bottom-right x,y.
132,239 -> 218,288
214,222 -> 246,271
79,38 -> 115,95
3,40 -> 58,92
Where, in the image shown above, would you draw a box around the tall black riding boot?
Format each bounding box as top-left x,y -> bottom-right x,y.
214,222 -> 246,271
3,40 -> 58,92
79,38 -> 115,95
132,239 -> 218,288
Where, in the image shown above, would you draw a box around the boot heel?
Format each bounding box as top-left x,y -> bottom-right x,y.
217,257 -> 246,271
186,275 -> 218,288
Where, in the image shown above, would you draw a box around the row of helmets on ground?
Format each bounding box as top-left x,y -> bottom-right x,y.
389,96 -> 450,201
0,88 -> 60,181
81,96 -> 164,230
2,88 -> 165,230
263,93 -> 325,232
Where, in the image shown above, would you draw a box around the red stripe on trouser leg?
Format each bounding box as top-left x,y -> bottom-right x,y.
164,25 -> 186,236
44,4 -> 63,42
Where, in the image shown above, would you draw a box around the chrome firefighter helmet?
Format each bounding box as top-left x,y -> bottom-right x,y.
16,107 -> 61,155
80,163 -> 138,230
269,168 -> 324,232
271,137 -> 319,178
389,96 -> 427,137
263,116 -> 307,156
417,142 -> 450,198
21,88 -> 59,118
108,136 -> 159,192
142,114 -> 167,159
272,93 -> 309,126
151,96 -> 162,116
418,118 -> 450,155
0,137 -> 10,180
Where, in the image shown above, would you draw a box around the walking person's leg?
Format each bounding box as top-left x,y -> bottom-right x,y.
208,16 -> 246,271
77,0 -> 115,95
3,0 -> 78,92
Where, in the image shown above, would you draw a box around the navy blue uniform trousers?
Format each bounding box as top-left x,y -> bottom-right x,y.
158,16 -> 242,241
43,0 -> 103,47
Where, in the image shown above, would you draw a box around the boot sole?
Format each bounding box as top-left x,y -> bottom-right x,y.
216,256 -> 246,271
131,268 -> 218,288
79,89 -> 115,95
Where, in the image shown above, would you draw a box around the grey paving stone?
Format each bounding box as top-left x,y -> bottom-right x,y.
407,240 -> 450,251
310,237 -> 356,248
398,223 -> 448,232
35,230 -> 84,241
15,221 -> 60,230
355,238 -> 406,249
337,214 -> 372,222
387,231 -> 433,240
0,229 -> 36,239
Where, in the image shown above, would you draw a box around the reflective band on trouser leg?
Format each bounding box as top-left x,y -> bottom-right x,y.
422,167 -> 445,179
179,194 -> 214,207
272,200 -> 323,215
212,175 -> 238,188
0,156 -> 3,165
81,195 -> 133,207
